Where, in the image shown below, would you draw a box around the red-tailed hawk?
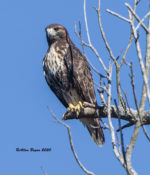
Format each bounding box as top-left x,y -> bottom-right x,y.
43,24 -> 105,146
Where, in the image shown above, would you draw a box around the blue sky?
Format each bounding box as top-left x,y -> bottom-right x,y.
0,0 -> 149,175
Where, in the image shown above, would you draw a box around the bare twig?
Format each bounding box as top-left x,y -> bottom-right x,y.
126,121 -> 140,175
124,59 -> 150,145
97,89 -> 107,106
139,13 -> 150,141
107,64 -> 126,168
140,11 -> 150,109
41,166 -> 48,175
100,118 -> 110,130
128,11 -> 150,105
87,56 -> 106,77
74,21 -> 85,55
47,107 -> 95,175
106,9 -> 130,23
130,63 -> 140,116
117,123 -> 134,132
135,12 -> 150,32
114,100 -> 127,172
125,3 -> 149,33
119,29 -> 133,68
121,85 -> 135,119
99,1 -> 133,111
96,0 -> 117,65
135,0 -> 141,5
124,4 -> 141,172
129,62 -> 149,143
83,0 -> 108,73
74,22 -> 107,78
142,125 -> 150,141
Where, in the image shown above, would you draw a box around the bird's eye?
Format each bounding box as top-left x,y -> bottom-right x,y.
54,27 -> 59,31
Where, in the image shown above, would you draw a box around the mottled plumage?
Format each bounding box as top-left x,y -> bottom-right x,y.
43,24 -> 105,146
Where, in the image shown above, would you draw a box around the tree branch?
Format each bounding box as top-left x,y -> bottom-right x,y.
106,9 -> 130,23
126,121 -> 140,175
128,10 -> 150,105
62,102 -> 150,126
48,107 -> 95,175
41,166 -> 48,175
125,3 -> 149,33
140,10 -> 150,109
83,0 -> 108,73
96,0 -> 117,65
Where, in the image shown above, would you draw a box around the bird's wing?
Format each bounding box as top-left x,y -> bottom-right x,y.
66,43 -> 96,104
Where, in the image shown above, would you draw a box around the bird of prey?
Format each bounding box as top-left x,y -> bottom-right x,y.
43,24 -> 105,146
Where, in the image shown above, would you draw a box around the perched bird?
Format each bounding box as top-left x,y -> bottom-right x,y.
43,24 -> 105,146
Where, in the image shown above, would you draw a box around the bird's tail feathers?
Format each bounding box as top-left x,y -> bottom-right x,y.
81,118 -> 105,146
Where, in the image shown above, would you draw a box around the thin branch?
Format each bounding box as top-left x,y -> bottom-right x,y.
140,11 -> 150,109
97,89 -> 107,106
100,118 -> 110,130
117,3 -> 136,111
129,62 -> 150,143
114,100 -> 127,172
121,85 -> 135,119
116,67 -> 126,110
135,12 -> 150,32
119,28 -> 133,68
107,63 -> 126,168
96,0 -> 117,65
117,123 -> 134,132
130,63 -> 140,116
106,9 -> 130,23
129,11 -> 150,105
41,166 -> 48,175
47,107 -> 95,175
83,0 -> 108,73
83,0 -> 91,45
125,3 -> 149,33
135,0 -> 141,5
97,0 -> 128,112
139,13 -> 150,141
142,125 -> 150,141
99,85 -> 109,95
74,21 -> 86,55
125,5 -> 140,170
87,56 -> 106,78
74,22 -> 107,78
126,121 -> 140,175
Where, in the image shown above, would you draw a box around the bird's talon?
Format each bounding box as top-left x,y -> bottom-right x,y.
79,101 -> 83,108
67,101 -> 83,115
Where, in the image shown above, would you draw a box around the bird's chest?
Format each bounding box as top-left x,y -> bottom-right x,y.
45,46 -> 66,75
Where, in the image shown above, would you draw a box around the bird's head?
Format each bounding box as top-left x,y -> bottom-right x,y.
45,24 -> 68,46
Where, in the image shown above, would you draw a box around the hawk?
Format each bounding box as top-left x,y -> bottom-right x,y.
43,24 -> 105,146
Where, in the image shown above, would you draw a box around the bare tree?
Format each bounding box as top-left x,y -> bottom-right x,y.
47,0 -> 150,175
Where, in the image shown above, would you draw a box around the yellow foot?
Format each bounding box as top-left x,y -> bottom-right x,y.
67,101 -> 83,115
